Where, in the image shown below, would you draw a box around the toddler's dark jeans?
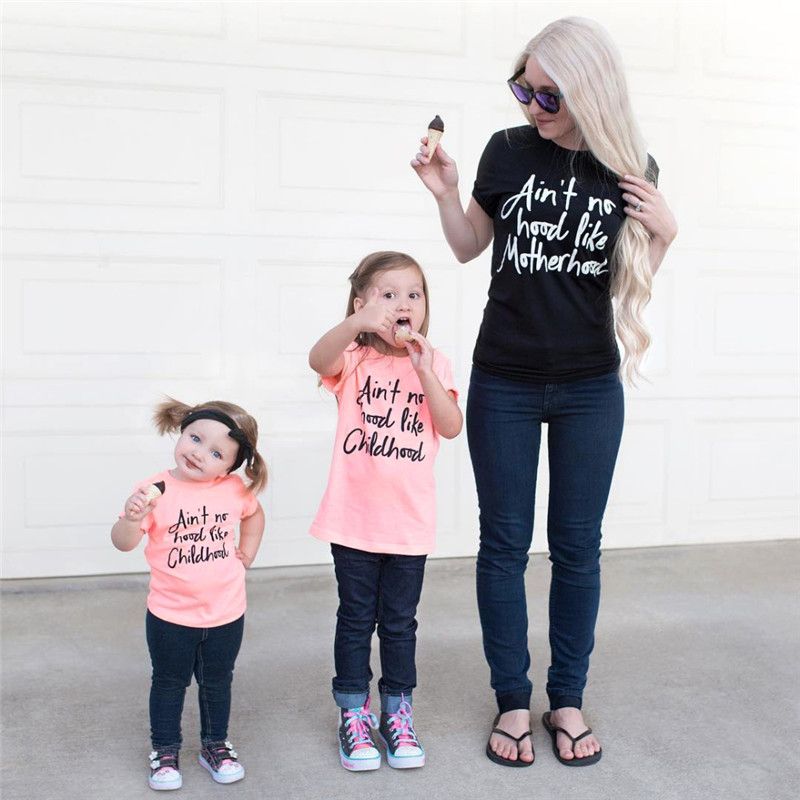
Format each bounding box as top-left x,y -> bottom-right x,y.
146,610 -> 244,750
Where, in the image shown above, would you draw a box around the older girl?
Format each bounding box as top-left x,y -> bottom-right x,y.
309,251 -> 461,771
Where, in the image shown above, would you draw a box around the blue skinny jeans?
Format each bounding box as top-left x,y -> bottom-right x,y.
145,610 -> 244,750
330,543 -> 427,714
467,366 -> 624,713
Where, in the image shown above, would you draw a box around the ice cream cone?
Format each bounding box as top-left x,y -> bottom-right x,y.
144,481 -> 165,503
394,325 -> 414,345
426,129 -> 443,158
426,114 -> 444,159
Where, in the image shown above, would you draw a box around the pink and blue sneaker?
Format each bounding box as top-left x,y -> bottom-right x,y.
198,740 -> 245,784
148,749 -> 181,791
338,699 -> 381,771
378,699 -> 425,769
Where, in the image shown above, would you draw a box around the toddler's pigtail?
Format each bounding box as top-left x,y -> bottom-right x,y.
153,397 -> 193,435
244,449 -> 268,496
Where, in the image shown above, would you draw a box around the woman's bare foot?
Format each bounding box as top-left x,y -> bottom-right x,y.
488,709 -> 534,763
548,707 -> 601,761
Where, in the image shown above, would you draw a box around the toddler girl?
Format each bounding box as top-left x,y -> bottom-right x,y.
308,251 -> 462,771
111,398 -> 266,790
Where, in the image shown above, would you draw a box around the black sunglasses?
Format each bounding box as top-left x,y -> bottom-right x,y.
507,67 -> 562,114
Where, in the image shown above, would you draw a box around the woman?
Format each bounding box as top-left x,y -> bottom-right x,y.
411,17 -> 677,767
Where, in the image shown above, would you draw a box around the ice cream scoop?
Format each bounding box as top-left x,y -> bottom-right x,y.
427,115 -> 444,159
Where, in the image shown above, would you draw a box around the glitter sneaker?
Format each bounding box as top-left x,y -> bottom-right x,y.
338,699 -> 380,771
378,699 -> 425,769
148,748 -> 182,791
198,740 -> 245,784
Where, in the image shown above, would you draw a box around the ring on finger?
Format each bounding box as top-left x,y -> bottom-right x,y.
634,200 -> 643,212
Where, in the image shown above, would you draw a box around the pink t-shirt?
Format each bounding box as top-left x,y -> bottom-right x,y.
128,470 -> 259,628
310,345 -> 457,555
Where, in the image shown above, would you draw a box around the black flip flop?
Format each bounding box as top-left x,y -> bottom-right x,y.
485,714 -> 535,767
541,711 -> 602,766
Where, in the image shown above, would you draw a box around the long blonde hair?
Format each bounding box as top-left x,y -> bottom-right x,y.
153,397 -> 268,495
514,17 -> 652,383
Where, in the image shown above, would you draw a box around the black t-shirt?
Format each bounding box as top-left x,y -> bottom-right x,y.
471,126 -> 657,383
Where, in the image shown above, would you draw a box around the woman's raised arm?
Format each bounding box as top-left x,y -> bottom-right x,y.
412,139 -> 494,263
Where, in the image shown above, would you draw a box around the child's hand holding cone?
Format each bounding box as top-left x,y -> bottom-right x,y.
124,482 -> 165,521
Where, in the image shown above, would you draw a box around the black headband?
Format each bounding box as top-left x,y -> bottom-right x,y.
180,409 -> 253,474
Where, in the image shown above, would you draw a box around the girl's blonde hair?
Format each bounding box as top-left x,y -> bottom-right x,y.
346,251 -> 430,350
153,397 -> 267,495
513,16 -> 653,383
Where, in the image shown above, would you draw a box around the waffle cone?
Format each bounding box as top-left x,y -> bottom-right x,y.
426,128 -> 443,158
394,326 -> 414,345
144,483 -> 163,503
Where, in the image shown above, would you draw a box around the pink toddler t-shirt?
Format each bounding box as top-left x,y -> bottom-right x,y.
310,345 -> 457,556
129,470 -> 258,627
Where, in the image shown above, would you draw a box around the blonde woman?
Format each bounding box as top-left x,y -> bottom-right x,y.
411,17 -> 676,767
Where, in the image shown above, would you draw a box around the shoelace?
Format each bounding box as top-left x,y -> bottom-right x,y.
343,705 -> 378,751
386,699 -> 419,748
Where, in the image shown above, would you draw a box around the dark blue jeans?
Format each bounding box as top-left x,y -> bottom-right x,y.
467,367 -> 624,713
145,610 -> 244,750
331,543 -> 427,713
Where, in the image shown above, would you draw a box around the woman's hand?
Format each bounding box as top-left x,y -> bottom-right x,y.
235,547 -> 254,569
404,330 -> 434,376
353,287 -> 396,336
411,137 -> 460,200
411,132 -> 493,264
123,490 -> 156,522
619,174 -> 678,246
